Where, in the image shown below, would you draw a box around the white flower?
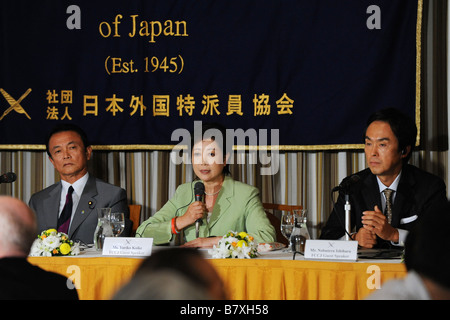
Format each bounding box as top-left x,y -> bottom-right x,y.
28,229 -> 80,257
70,242 -> 81,255
42,235 -> 61,249
30,239 -> 43,256
209,230 -> 258,259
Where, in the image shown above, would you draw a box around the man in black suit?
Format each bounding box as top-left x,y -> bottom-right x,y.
320,108 -> 447,248
0,196 -> 78,300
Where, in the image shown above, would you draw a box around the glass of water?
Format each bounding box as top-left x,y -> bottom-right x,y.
281,211 -> 295,252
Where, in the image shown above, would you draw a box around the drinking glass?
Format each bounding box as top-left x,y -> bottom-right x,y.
110,212 -> 125,237
280,211 -> 295,252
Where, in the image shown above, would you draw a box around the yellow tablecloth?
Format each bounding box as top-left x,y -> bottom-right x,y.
210,258 -> 406,300
28,255 -> 139,300
28,249 -> 406,300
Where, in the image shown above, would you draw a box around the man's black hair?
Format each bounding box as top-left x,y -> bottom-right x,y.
365,108 -> 417,163
46,123 -> 90,157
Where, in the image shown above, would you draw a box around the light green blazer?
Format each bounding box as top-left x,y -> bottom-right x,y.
136,176 -> 276,244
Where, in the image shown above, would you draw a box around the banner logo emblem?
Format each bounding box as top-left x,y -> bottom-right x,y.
0,88 -> 32,120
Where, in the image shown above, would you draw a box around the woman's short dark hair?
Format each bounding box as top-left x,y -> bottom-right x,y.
46,123 -> 90,157
365,108 -> 417,163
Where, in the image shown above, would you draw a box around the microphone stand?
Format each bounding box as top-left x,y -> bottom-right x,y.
331,176 -> 360,241
344,194 -> 351,241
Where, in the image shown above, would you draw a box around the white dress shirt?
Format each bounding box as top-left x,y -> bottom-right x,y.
59,173 -> 89,229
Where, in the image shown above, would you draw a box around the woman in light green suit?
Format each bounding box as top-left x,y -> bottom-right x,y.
136,123 -> 276,248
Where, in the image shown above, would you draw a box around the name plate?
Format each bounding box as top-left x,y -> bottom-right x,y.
102,237 -> 153,256
304,240 -> 358,261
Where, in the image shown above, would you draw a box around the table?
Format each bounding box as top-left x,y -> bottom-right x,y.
211,253 -> 406,300
27,248 -> 406,300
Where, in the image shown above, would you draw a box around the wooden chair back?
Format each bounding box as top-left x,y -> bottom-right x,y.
128,204 -> 142,236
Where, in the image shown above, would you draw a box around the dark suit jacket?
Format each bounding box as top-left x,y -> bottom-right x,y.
0,257 -> 78,300
320,164 -> 448,247
29,175 -> 130,245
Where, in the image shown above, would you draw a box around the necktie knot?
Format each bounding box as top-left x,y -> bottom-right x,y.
67,185 -> 74,197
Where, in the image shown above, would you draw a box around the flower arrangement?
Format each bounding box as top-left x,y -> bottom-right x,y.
209,231 -> 258,259
29,229 -> 80,256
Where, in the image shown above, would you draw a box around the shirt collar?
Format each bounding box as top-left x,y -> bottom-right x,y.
376,171 -> 401,193
61,172 -> 89,196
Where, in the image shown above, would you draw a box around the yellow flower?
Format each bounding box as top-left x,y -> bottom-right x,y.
238,232 -> 248,239
46,228 -> 57,234
237,240 -> 247,248
59,243 -> 71,255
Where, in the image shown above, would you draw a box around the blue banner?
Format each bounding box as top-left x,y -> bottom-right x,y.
0,0 -> 421,150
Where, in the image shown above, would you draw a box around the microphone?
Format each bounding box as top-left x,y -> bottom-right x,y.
194,181 -> 205,202
194,182 -> 205,238
331,174 -> 360,193
0,172 -> 17,184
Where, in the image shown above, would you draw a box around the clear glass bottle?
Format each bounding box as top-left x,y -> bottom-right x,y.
93,208 -> 112,250
290,212 -> 310,254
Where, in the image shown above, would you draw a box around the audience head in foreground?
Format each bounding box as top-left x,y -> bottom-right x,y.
367,201 -> 450,300
0,196 -> 37,258
114,247 -> 227,300
0,196 -> 78,300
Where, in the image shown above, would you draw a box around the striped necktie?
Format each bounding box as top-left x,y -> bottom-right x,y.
57,186 -> 74,234
382,188 -> 393,224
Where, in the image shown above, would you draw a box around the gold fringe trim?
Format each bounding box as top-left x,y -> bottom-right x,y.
415,0 -> 423,147
0,143 -> 365,151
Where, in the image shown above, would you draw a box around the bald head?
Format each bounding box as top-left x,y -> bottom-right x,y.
0,196 -> 37,258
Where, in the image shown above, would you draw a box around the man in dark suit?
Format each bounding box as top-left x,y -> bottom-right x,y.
29,124 -> 130,245
0,196 -> 78,300
320,108 -> 447,248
